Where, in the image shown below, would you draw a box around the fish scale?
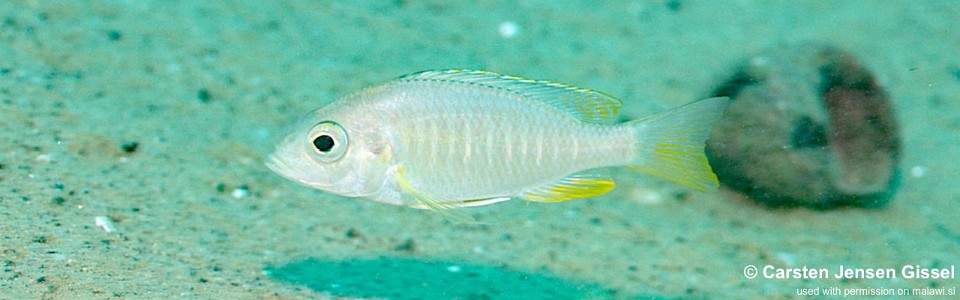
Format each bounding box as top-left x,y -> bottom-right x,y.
391,90 -> 627,201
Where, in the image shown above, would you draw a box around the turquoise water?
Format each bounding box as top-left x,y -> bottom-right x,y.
1,1 -> 958,299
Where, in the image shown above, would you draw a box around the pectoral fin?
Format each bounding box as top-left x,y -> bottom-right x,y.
395,166 -> 479,224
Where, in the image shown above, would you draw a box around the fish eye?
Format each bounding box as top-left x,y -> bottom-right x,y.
307,121 -> 348,162
313,135 -> 335,152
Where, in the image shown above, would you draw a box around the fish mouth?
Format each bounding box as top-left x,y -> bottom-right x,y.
265,152 -> 333,189
264,153 -> 289,177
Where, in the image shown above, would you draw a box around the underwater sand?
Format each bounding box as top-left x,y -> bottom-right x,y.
1,1 -> 958,299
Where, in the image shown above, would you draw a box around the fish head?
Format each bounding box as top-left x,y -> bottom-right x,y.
266,105 -> 391,199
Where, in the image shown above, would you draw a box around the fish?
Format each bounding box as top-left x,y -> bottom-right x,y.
266,69 -> 729,220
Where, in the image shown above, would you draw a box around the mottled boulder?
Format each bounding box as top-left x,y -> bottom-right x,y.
706,44 -> 901,208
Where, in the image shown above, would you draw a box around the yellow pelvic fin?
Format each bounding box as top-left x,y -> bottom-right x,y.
521,170 -> 616,202
397,69 -> 622,124
395,166 -> 479,224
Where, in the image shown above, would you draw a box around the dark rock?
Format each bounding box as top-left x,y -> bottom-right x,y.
120,141 -> 139,153
706,44 -> 901,208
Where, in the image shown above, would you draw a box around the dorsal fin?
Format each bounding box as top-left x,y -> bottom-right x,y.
397,69 -> 622,124
520,169 -> 616,202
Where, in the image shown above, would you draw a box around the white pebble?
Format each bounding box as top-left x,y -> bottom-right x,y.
446,265 -> 462,273
498,21 -> 520,38
910,166 -> 926,178
35,154 -> 52,163
94,216 -> 116,233
775,252 -> 796,268
232,187 -> 250,198
629,187 -> 663,205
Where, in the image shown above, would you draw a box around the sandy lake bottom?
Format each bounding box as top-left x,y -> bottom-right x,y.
2,1 -> 959,299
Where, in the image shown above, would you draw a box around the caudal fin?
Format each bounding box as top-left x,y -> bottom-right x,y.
626,97 -> 730,192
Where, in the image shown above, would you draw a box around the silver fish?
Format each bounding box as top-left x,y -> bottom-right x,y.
267,70 -> 728,218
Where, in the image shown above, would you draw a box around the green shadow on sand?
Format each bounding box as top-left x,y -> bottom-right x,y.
265,256 -> 642,299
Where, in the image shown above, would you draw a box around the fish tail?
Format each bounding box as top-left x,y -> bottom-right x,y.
625,97 -> 730,192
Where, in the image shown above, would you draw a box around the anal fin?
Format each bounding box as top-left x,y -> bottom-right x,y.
460,197 -> 512,207
521,169 -> 615,202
